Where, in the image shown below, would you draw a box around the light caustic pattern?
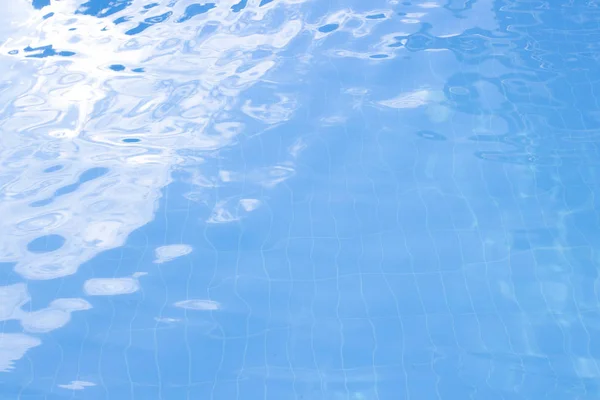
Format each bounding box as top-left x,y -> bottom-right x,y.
1,0 -> 600,399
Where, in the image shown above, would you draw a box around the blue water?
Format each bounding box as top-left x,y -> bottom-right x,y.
1,0 -> 599,399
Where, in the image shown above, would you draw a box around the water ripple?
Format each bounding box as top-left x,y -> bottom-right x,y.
1,0 -> 600,398
0,0 -> 310,284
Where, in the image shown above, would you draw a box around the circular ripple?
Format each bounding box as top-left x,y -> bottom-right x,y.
27,234 -> 66,253
58,73 -> 85,85
84,277 -> 140,296
16,212 -> 66,232
13,95 -> 46,107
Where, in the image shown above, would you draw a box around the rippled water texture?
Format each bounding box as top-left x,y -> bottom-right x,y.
1,0 -> 600,399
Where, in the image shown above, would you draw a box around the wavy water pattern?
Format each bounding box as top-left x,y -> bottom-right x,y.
1,0 -> 600,399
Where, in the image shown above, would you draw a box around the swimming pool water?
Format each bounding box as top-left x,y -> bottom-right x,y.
1,0 -> 600,399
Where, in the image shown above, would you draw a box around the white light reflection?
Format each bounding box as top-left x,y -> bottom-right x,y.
0,0 -> 511,385
21,298 -> 92,333
154,244 -> 192,264
0,283 -> 29,321
0,0 -> 319,373
58,380 -> 96,390
83,272 -> 146,296
0,0 -> 310,282
378,89 -> 433,109
175,299 -> 221,311
0,333 -> 41,372
0,283 -> 91,370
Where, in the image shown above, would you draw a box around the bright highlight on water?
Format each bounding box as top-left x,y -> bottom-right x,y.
0,1 -> 599,399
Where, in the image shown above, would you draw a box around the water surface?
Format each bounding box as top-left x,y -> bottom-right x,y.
1,0 -> 600,399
